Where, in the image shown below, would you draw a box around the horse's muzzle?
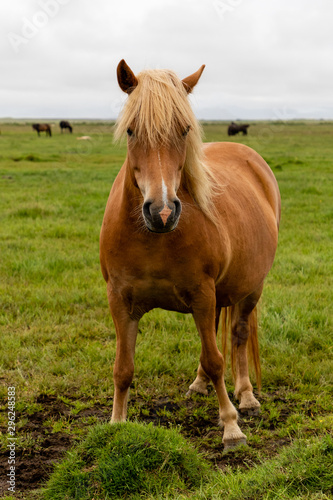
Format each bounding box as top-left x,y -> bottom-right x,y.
142,199 -> 182,233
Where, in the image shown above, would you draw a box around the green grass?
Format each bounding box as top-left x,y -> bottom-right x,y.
0,121 -> 332,499
43,425 -> 333,499
204,433 -> 333,500
43,422 -> 210,499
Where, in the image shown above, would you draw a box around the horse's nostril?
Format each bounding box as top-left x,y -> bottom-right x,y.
142,201 -> 152,220
174,199 -> 182,218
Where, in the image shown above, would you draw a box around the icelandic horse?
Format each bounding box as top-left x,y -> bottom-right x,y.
32,123 -> 52,136
59,120 -> 73,133
100,60 -> 281,449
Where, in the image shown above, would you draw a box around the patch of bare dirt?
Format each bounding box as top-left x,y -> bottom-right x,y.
0,390 -> 311,497
0,394 -> 111,496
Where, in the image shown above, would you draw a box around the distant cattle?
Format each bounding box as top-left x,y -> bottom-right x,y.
59,120 -> 73,133
32,124 -> 52,137
228,122 -> 250,136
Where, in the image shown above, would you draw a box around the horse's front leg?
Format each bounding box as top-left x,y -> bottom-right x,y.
192,284 -> 246,449
108,285 -> 138,423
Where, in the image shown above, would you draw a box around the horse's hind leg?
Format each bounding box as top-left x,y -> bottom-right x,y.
187,306 -> 221,395
187,362 -> 210,395
231,287 -> 262,415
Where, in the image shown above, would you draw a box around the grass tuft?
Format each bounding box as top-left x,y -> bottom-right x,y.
43,422 -> 210,499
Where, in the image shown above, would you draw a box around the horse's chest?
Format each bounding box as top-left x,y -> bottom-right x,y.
112,271 -> 194,317
103,227 -> 218,316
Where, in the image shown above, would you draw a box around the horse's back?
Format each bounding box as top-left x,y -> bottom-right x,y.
204,142 -> 280,225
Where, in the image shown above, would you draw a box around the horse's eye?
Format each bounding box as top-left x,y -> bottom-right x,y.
182,125 -> 191,137
127,128 -> 133,137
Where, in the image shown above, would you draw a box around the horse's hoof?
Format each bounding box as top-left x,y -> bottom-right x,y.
223,437 -> 247,451
239,406 -> 260,417
186,388 -> 208,397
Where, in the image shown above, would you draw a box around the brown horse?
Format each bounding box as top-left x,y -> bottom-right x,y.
32,123 -> 52,137
100,60 -> 281,449
228,122 -> 250,136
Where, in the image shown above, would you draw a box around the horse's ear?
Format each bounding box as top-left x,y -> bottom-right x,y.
117,59 -> 138,94
182,65 -> 205,94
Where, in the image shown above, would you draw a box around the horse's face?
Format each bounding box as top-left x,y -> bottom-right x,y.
117,59 -> 206,234
126,134 -> 188,233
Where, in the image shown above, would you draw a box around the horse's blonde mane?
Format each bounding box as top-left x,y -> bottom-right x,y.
114,69 -> 220,225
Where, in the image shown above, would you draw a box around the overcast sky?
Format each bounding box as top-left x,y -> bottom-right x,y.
1,0 -> 333,120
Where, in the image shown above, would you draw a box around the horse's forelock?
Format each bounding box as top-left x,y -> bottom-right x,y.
115,69 -> 196,149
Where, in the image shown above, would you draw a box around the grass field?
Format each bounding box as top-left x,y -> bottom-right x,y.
0,120 -> 332,499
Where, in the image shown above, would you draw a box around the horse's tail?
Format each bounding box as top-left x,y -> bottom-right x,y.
221,305 -> 261,392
